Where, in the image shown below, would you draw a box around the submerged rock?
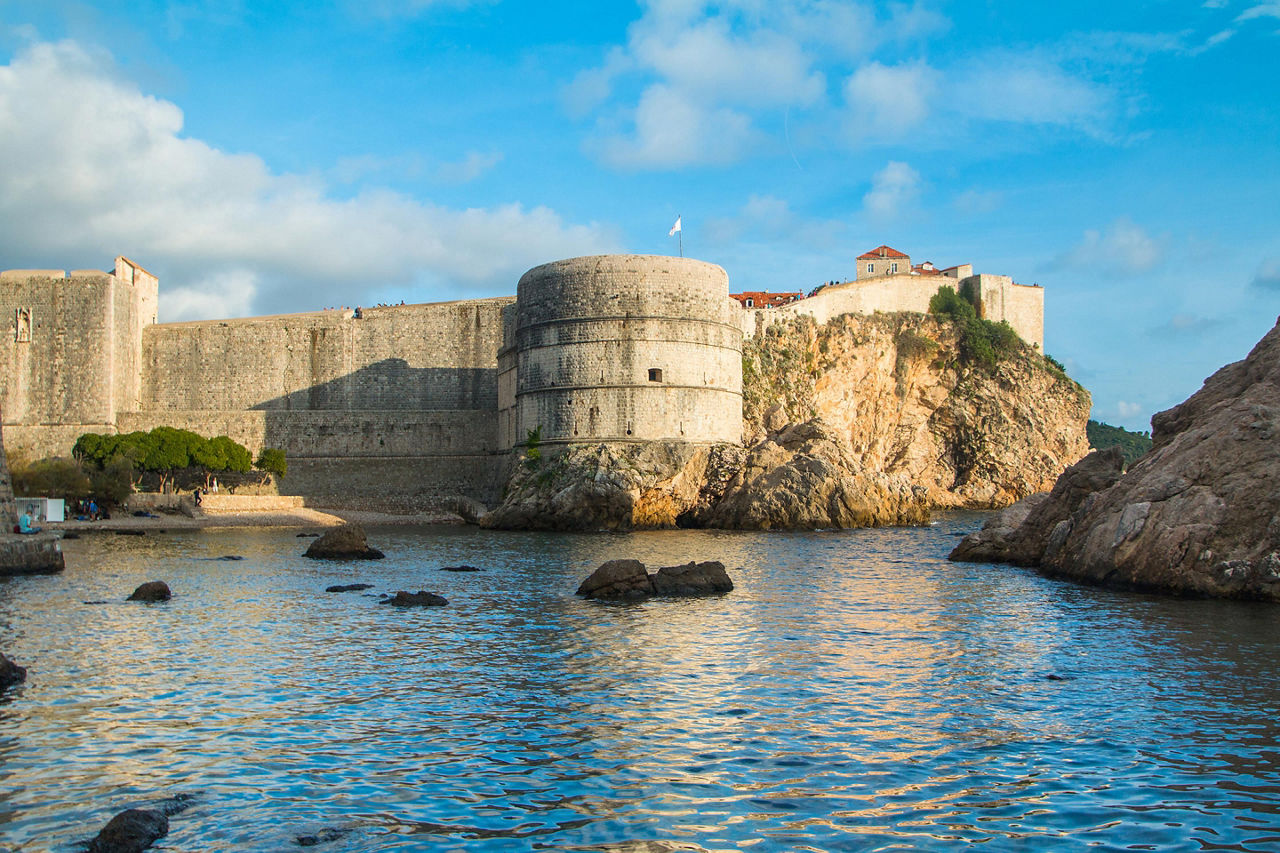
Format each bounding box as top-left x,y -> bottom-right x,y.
381,590 -> 448,607
0,652 -> 27,689
87,808 -> 168,853
953,317 -> 1280,600
127,581 -> 171,602
325,583 -> 373,593
297,827 -> 349,846
576,560 -> 733,600
439,565 -> 483,572
303,524 -> 385,560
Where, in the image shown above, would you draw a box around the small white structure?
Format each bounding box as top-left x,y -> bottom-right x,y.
16,497 -> 64,523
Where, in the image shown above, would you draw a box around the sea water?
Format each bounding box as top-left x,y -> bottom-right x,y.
1,515 -> 1278,851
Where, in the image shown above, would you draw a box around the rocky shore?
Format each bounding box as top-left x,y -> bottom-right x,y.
952,317 -> 1280,600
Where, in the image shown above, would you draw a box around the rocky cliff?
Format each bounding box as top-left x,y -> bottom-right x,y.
951,317 -> 1280,600
484,310 -> 1087,532
744,312 -> 1090,508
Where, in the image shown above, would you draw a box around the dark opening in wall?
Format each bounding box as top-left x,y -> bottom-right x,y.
648,368 -> 663,382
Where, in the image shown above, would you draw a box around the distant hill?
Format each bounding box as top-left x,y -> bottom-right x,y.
1087,420 -> 1153,466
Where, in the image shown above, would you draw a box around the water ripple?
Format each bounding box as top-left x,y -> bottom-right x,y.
1,518 -> 1279,850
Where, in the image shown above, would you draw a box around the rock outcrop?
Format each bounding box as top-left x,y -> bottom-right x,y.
303,524 -> 385,560
952,318 -> 1280,600
485,422 -> 927,532
0,652 -> 26,689
576,560 -> 733,600
127,581 -> 171,602
689,420 -> 928,529
744,312 -> 1091,508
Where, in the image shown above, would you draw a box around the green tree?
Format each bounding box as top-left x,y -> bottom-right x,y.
254,447 -> 288,479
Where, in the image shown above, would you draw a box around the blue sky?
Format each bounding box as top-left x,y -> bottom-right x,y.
0,0 -> 1277,431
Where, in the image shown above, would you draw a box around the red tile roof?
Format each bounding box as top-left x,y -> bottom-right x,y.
730,291 -> 802,308
857,245 -> 909,260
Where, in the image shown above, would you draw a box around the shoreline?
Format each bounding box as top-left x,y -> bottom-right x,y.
46,507 -> 471,533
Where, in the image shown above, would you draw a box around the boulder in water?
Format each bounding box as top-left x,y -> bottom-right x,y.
381,590 -> 448,607
577,559 -> 734,600
0,652 -> 26,689
303,524 -> 385,560
87,808 -> 168,853
650,561 -> 734,596
127,581 -> 171,602
576,559 -> 653,599
325,583 -> 373,593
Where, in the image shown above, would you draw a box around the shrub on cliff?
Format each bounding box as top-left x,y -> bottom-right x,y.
929,285 -> 1022,374
929,285 -> 976,320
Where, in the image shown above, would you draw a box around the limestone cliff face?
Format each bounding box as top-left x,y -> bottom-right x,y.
950,317 -> 1280,600
743,312 -> 1090,508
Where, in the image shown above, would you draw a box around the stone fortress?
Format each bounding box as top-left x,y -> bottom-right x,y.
0,248 -> 1042,509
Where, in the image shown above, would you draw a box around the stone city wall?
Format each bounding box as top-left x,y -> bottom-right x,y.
741,273 -> 1045,350
143,297 -> 513,412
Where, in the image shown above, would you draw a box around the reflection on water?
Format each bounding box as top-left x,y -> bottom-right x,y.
1,515 -> 1279,851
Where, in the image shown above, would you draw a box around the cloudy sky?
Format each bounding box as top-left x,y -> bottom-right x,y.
0,0 -> 1277,431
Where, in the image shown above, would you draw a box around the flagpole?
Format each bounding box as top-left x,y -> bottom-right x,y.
679,228 -> 683,258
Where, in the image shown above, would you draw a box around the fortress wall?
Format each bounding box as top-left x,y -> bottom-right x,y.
115,409 -> 506,505
111,258 -> 158,415
741,273 -> 1045,350
0,272 -> 119,435
969,275 -> 1044,350
282,455 -> 511,509
743,274 -> 942,336
116,410 -> 496,458
142,297 -> 514,412
514,255 -> 743,446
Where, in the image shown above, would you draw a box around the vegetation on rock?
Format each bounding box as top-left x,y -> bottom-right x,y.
1086,420 -> 1152,466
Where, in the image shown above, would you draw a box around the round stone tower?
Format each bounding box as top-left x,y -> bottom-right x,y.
511,254 -> 742,446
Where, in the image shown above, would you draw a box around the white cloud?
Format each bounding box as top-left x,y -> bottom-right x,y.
1252,257 -> 1280,290
949,54 -> 1112,134
844,61 -> 937,139
1238,3 -> 1280,22
0,40 -> 618,321
572,0 -> 868,168
1116,400 -> 1143,419
596,84 -> 757,168
862,161 -> 921,221
1055,219 -> 1164,273
436,150 -> 503,184
953,188 -> 1003,214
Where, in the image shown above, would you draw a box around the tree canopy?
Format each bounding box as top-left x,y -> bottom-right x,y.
74,427 -> 260,491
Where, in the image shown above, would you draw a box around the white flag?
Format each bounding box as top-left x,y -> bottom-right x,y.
668,216 -> 682,236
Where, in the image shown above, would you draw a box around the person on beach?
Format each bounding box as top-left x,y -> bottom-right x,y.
194,488 -> 203,507
18,511 -> 40,534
